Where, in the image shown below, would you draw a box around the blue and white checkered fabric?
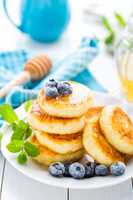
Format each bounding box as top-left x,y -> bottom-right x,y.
0,37 -> 106,111
0,50 -> 28,88
0,50 -> 27,72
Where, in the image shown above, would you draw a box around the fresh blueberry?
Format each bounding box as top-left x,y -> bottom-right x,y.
110,162 -> 126,176
64,163 -> 71,177
48,162 -> 65,177
84,161 -> 96,178
91,161 -> 97,170
69,162 -> 85,179
95,164 -> 109,176
45,79 -> 57,87
45,86 -> 59,98
89,38 -> 98,47
57,82 -> 72,96
84,165 -> 94,178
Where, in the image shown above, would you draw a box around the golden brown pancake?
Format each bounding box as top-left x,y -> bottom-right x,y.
34,130 -> 83,154
100,105 -> 133,155
27,102 -> 85,134
30,136 -> 84,166
38,81 -> 93,118
83,107 -> 124,165
85,106 -> 103,121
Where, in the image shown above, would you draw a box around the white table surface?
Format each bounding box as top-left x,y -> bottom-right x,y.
0,0 -> 133,199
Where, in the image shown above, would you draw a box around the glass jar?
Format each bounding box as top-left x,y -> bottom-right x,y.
116,18 -> 133,102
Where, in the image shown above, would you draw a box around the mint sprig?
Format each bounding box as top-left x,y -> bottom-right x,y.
0,103 -> 40,165
100,12 -> 126,52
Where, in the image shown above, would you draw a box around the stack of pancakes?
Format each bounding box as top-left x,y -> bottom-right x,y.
83,106 -> 133,165
27,82 -> 93,166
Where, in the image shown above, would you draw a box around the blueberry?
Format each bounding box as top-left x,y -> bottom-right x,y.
110,162 -> 126,176
48,162 -> 65,177
45,86 -> 59,98
91,161 -> 97,170
95,164 -> 109,176
45,79 -> 57,87
57,82 -> 72,96
84,161 -> 96,178
84,166 -> 93,178
69,162 -> 85,179
64,163 -> 71,177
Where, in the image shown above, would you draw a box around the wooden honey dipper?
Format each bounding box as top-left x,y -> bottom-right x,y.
0,54 -> 52,98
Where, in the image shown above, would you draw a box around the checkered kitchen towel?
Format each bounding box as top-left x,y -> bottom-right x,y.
0,37 -> 105,111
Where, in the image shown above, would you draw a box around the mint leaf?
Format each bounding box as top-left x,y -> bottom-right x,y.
24,127 -> 32,140
0,104 -> 18,124
18,120 -> 29,130
24,100 -> 32,112
24,142 -> 39,157
11,120 -> 31,141
11,122 -> 25,141
114,12 -> 126,28
7,140 -> 24,153
17,152 -> 27,165
101,16 -> 113,33
105,32 -> 115,45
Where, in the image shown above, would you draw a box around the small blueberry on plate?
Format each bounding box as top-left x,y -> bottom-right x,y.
85,163 -> 95,178
64,163 -> 72,177
110,162 -> 126,176
45,79 -> 57,87
69,162 -> 85,179
95,164 -> 109,176
48,162 -> 65,177
45,87 -> 59,98
57,82 -> 72,96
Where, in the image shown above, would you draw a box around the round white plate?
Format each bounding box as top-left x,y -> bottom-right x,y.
1,92 -> 133,189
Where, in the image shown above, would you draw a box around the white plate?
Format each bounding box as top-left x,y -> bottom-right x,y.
1,92 -> 133,189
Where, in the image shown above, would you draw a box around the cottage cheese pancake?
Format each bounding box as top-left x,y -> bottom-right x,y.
83,107 -> 124,165
30,136 -> 84,166
85,106 -> 103,121
27,102 -> 85,134
38,81 -> 93,118
100,105 -> 133,155
34,130 -> 83,154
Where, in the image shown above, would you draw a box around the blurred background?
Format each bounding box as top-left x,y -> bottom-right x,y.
0,0 -> 132,54
0,0 -> 133,106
